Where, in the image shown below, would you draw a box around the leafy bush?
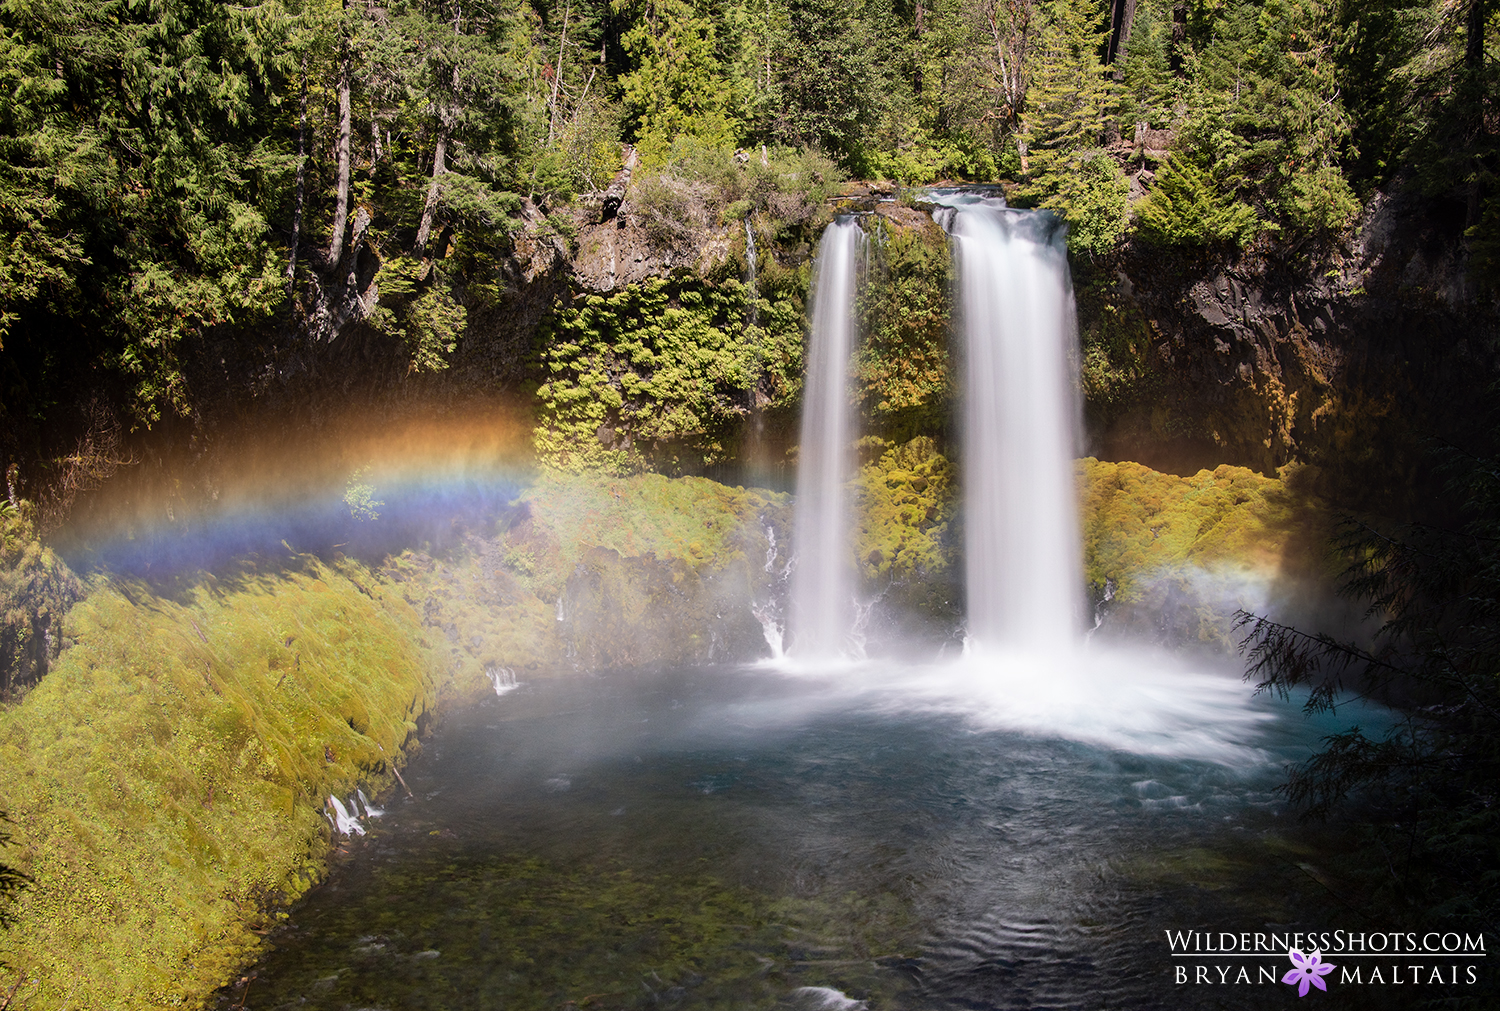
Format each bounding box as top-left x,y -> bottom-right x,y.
533,276 -> 806,474
630,140 -> 843,250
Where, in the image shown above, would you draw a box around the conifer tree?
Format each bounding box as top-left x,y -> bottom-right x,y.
614,0 -> 741,163
1019,0 -> 1129,252
1136,151 -> 1259,246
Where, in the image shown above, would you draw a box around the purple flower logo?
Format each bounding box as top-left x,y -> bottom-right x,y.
1282,949 -> 1336,996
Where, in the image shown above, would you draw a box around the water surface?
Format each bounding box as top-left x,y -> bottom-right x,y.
243,660 -> 1385,1010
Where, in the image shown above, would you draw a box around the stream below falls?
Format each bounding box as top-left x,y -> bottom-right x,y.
239,659 -> 1390,1010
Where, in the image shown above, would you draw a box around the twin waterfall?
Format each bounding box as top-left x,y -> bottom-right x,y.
787,196 -> 1081,659
787,220 -> 866,659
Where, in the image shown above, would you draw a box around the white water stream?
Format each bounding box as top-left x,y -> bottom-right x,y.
787,218 -> 865,659
936,193 -> 1084,650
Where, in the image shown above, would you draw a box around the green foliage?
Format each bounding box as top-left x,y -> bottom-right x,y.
1136,152 -> 1260,247
1055,150 -> 1132,255
629,139 -> 843,249
764,0 -> 879,167
855,217 -> 953,429
1173,0 -> 1359,239
533,276 -> 805,474
1017,0 -> 1131,250
0,558 -> 439,1008
615,0 -> 744,165
1235,434 -> 1500,927
343,466 -> 384,521
0,0 -> 294,419
851,436 -> 957,583
1116,0 -> 1177,129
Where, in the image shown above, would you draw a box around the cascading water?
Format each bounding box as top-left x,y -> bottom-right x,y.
935,193 -> 1084,651
788,218 -> 865,660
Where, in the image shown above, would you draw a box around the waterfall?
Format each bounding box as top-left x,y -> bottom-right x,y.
743,217 -> 759,329
937,194 -> 1084,650
327,794 -> 366,836
788,218 -> 865,659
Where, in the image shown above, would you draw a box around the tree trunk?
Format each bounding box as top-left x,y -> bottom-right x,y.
415,129 -> 448,258
319,48 -> 353,271
1107,0 -> 1138,77
286,57 -> 308,298
548,0 -> 571,146
1465,0 -> 1489,229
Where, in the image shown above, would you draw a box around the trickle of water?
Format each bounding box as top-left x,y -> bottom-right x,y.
788,218 -> 865,660
327,794 -> 365,836
751,601 -> 785,659
485,666 -> 520,696
934,193 -> 1084,651
744,216 -> 759,330
356,788 -> 383,819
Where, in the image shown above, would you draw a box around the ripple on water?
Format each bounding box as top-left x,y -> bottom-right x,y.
235,663 -> 1379,1010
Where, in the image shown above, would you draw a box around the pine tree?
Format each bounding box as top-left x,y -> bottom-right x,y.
1018,0 -> 1128,252
614,0 -> 741,164
1136,151 -> 1259,246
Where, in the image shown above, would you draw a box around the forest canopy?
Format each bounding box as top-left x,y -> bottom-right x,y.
0,0 -> 1494,436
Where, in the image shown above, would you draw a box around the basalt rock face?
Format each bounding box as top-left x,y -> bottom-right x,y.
1077,187 -> 1500,513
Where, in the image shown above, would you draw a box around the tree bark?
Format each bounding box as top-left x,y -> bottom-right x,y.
1107,0 -> 1137,77
548,0 -> 571,146
318,47 -> 353,272
1464,0 -> 1489,229
414,129 -> 448,259
286,57 -> 308,298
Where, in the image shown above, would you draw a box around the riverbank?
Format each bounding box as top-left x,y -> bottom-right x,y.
0,460 -> 1322,1007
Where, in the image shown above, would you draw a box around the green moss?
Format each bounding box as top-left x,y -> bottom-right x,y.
533,277 -> 807,475
523,473 -> 788,578
1079,458 -> 1315,599
0,558 -> 439,1008
855,219 -> 953,441
850,437 -> 956,586
1079,458 -> 1329,648
375,473 -> 793,693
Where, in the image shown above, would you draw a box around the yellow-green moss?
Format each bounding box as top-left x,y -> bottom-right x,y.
522,472 -> 788,581
1079,457 -> 1327,602
851,436 -> 956,583
0,558 -> 439,1008
378,547 -> 561,697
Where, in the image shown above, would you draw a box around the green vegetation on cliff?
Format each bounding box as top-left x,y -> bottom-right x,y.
0,558 -> 438,1006
0,504 -> 80,696
0,469 -> 800,1007
856,215 -> 954,440
5,0 -> 1496,493
533,275 -> 804,473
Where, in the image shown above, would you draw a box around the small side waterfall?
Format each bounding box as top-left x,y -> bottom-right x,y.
788,218 -> 865,659
938,194 -> 1084,650
744,217 -> 759,330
